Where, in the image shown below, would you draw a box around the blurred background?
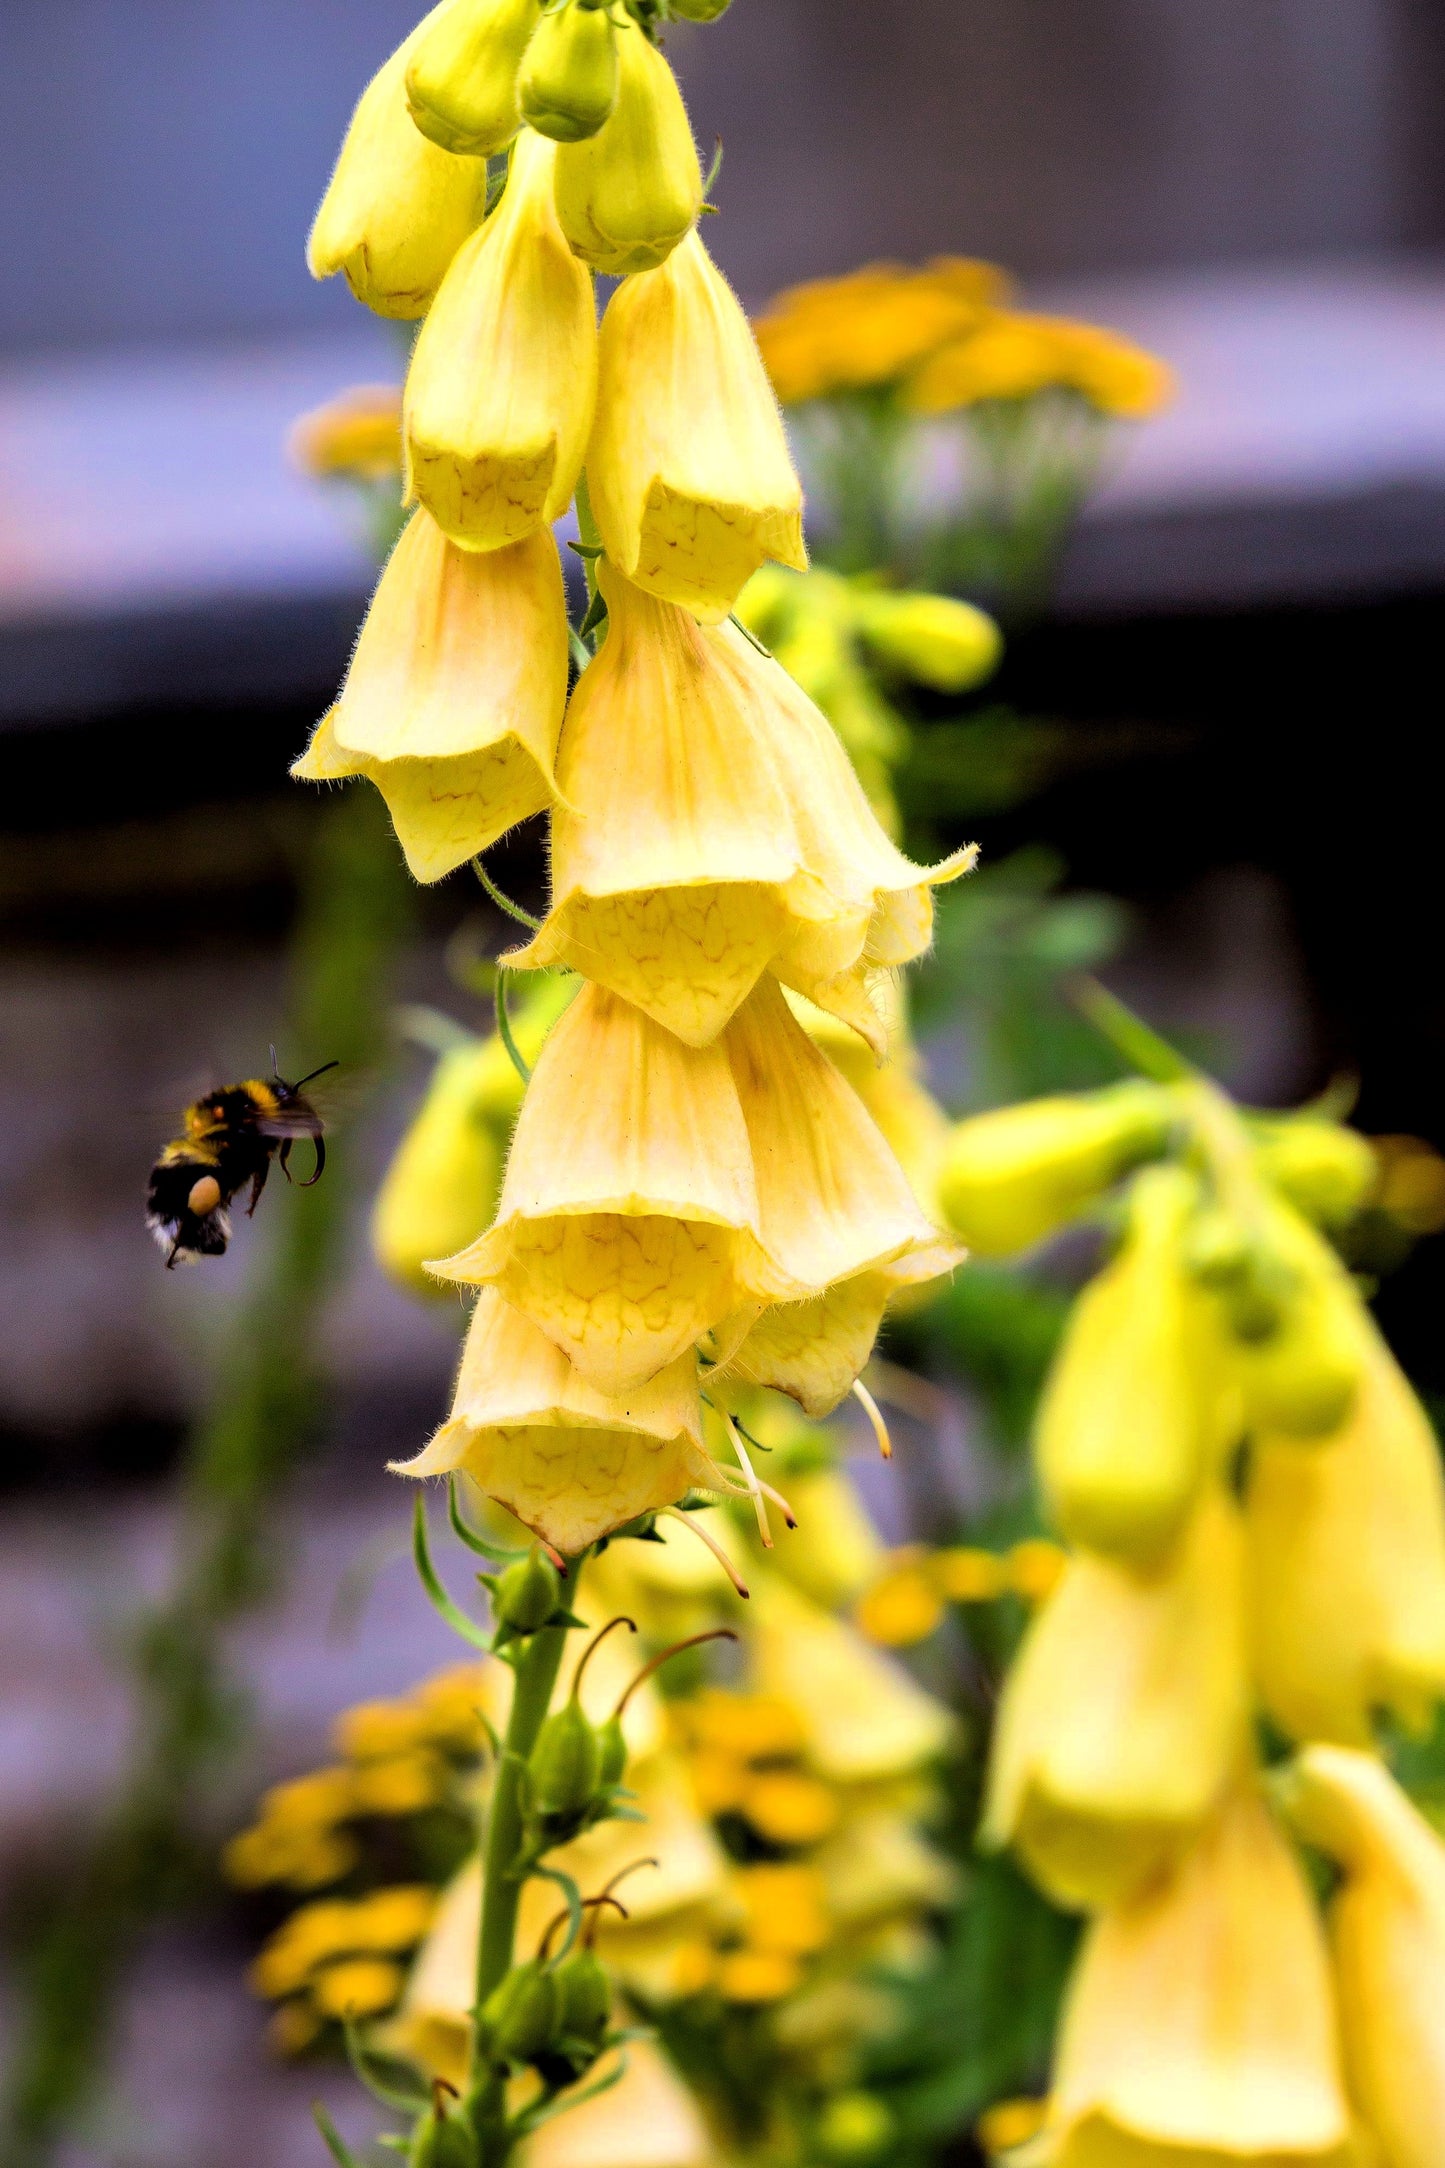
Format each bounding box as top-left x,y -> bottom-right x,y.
2,2 -> 1445,2162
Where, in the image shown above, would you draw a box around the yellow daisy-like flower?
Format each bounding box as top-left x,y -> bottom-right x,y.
752,257 -> 1012,405
903,311 -> 1174,420
289,384 -> 402,482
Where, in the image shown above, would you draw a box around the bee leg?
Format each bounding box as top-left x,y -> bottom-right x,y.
246,1159 -> 270,1217
296,1135 -> 326,1189
278,1140 -> 294,1185
166,1237 -> 180,1270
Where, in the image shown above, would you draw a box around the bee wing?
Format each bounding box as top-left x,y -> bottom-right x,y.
251,1071 -> 370,1138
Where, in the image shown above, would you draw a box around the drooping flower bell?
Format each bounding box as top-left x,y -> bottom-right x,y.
1245,1318 -> 1445,1746
553,22 -> 702,274
394,1288 -> 717,1555
937,1084 -> 1172,1257
405,0 -> 542,155
1035,1165 -> 1225,1566
586,230 -> 806,621
1278,1745 -> 1445,2168
405,128 -> 598,552
1046,1783 -> 1353,2167
307,30 -> 490,317
291,512 -> 568,880
507,565 -> 973,1051
982,1487 -> 1250,1911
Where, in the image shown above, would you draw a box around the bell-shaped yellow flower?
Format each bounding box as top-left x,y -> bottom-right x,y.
395,1289 -> 717,1554
1245,1319 -> 1445,1745
430,980 -> 788,1391
799,981 -> 956,1219
405,128 -> 598,553
371,981 -> 574,1295
586,230 -> 805,621
937,1084 -> 1172,1257
523,2037 -> 715,2168
1278,1745 -> 1445,2168
518,0 -> 619,142
553,25 -> 702,274
307,30 -> 490,318
766,1460 -> 887,1613
1048,1784 -> 1353,2168
852,588 -> 1003,694
292,512 -> 567,880
748,1574 -> 953,1785
405,0 -> 540,155
1036,1166 -> 1221,1567
711,974 -> 961,1413
507,567 -> 973,1050
983,1488 -> 1251,1912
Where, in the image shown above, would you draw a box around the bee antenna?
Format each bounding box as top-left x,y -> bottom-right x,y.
269,1043 -> 279,1079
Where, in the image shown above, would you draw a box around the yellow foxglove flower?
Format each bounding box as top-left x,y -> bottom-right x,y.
1231,1199 -> 1368,1441
1246,1320 -> 1445,1746
749,1575 -> 953,1785
523,2036 -> 715,2168
307,31 -> 490,318
371,981 -> 573,1295
508,568 -> 973,1050
586,230 -> 806,621
852,588 -> 1003,694
766,1461 -> 886,1613
553,25 -> 702,274
430,981 -> 788,1391
292,512 -> 567,880
1036,1166 -> 1219,1566
712,974 -> 961,1413
1048,1785 -> 1353,2168
405,0 -> 540,155
797,981 -> 954,1217
937,1084 -> 1172,1257
1278,1745 -> 1445,2168
395,1288 -> 716,1553
1251,1118 -> 1378,1230
518,1 -> 619,143
405,129 -> 598,553
982,1488 -> 1250,1911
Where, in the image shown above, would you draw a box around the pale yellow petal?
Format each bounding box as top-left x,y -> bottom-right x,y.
748,1575 -> 953,1783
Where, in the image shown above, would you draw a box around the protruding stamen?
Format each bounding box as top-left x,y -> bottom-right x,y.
582,1857 -> 661,1945
853,1378 -> 892,1460
724,1413 -> 773,1547
658,1508 -> 751,1598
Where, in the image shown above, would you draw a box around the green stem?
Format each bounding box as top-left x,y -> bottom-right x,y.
574,471 -> 602,602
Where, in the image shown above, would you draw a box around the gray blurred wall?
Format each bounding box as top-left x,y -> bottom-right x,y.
1,0 -> 1441,354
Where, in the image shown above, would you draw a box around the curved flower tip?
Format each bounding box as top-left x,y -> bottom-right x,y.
1049,1784 -> 1352,2167
307,34 -> 489,319
509,565 -> 972,1050
428,980 -> 790,1393
392,1289 -> 717,1555
291,513 -> 568,882
588,230 -> 805,623
405,128 -> 598,552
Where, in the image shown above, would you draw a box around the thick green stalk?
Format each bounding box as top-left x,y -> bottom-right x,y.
475,1614 -> 573,2015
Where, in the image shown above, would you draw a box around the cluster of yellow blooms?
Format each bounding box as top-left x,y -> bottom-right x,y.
929,1073 -> 1445,2167
294,0 -> 977,1564
751,260 -> 1173,421
231,1462 -> 957,2167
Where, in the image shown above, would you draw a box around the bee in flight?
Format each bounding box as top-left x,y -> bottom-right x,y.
146,1055 -> 337,1267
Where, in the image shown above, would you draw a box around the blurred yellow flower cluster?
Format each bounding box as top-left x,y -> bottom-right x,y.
934,1066 -> 1445,2167
753,260 -> 1172,421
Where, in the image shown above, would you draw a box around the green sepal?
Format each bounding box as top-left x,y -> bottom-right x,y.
314,2104 -> 368,2168
413,1495 -> 492,1654
343,2016 -> 432,2114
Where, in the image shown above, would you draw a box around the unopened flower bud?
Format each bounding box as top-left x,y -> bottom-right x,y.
530,1698 -> 602,1819
553,26 -> 702,274
595,1712 -> 628,1788
852,590 -> 1002,695
938,1083 -> 1173,1256
308,36 -> 489,319
406,0 -> 541,155
480,1958 -> 562,2065
1253,1116 -> 1377,1228
410,2100 -> 477,2168
1231,1201 -> 1367,1439
493,1546 -> 562,1634
518,2 -> 618,142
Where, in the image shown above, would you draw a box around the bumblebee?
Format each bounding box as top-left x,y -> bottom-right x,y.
147,1057 -> 336,1267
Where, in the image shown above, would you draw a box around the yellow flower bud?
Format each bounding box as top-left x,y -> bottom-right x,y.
586,230 -> 806,620
553,26 -> 702,275
1048,1785 -> 1352,2168
509,565 -> 972,1051
1277,1745 -> 1445,2168
1252,1117 -> 1378,1228
405,0 -> 541,155
395,1288 -> 716,1554
307,33 -> 490,319
1231,1200 -> 1368,1440
1036,1168 -> 1224,1565
518,1 -> 618,142
852,589 -> 1002,695
1245,1320 -> 1445,1745
937,1085 -> 1172,1257
982,1489 -> 1250,1911
405,129 -> 598,553
291,513 -> 568,881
